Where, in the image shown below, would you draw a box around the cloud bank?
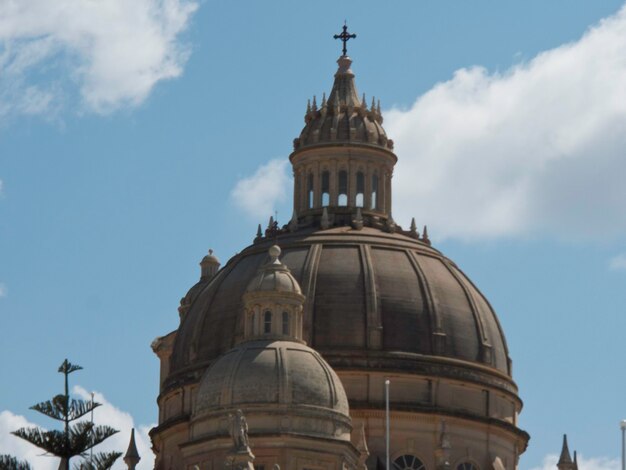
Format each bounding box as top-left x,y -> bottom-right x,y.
0,0 -> 198,117
0,387 -> 154,470
231,158 -> 292,220
529,454 -> 620,470
232,5 -> 626,243
386,5 -> 626,241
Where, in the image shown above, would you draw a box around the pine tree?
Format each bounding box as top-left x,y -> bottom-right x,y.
1,359 -> 122,470
0,455 -> 31,470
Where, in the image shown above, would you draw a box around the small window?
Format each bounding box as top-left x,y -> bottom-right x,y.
371,174 -> 379,210
338,170 -> 348,206
282,311 -> 289,335
393,455 -> 426,470
356,171 -> 365,207
456,463 -> 478,470
307,173 -> 314,209
321,171 -> 330,206
263,311 -> 272,334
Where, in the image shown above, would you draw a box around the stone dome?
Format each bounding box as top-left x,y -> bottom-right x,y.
168,227 -> 514,395
293,56 -> 393,152
193,339 -> 352,440
245,246 -> 302,295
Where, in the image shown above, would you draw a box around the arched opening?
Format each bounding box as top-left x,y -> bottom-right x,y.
456,463 -> 478,470
371,174 -> 379,210
282,311 -> 289,335
321,171 -> 330,206
393,455 -> 426,470
356,171 -> 365,207
263,311 -> 272,334
338,170 -> 348,206
307,173 -> 314,209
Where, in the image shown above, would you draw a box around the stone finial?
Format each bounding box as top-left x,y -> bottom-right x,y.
269,245 -> 281,263
321,92 -> 327,108
321,207 -> 330,229
200,249 -> 220,281
573,451 -> 579,470
361,93 -> 367,109
312,95 -> 317,111
124,428 -> 141,470
422,225 -> 431,245
352,207 -> 364,230
410,218 -> 419,238
256,224 -> 263,239
385,215 -> 396,233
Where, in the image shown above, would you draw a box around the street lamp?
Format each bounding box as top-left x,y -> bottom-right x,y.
621,420 -> 626,470
385,379 -> 390,470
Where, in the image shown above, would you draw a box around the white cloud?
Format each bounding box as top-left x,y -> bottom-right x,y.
0,0 -> 198,117
383,4 -> 626,241
0,387 -> 155,470
529,454 -> 619,470
609,253 -> 626,270
0,410 -> 57,470
233,5 -> 626,242
0,283 -> 6,298
231,158 -> 292,219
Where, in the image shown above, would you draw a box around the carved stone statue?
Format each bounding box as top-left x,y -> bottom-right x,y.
229,409 -> 250,452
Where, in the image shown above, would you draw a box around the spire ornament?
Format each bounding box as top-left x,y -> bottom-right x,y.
333,22 -> 356,56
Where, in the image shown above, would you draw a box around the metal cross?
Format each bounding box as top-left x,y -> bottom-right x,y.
333,22 -> 356,56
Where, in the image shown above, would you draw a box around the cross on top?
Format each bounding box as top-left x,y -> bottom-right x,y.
333,22 -> 356,56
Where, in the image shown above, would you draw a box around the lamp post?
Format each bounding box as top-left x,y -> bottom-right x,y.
385,379 -> 390,470
621,420 -> 626,470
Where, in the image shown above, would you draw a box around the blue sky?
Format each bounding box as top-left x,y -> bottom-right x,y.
1,1 -> 626,469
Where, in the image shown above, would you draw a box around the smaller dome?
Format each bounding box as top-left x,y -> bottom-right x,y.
200,249 -> 220,266
245,246 -> 302,295
193,340 -> 351,440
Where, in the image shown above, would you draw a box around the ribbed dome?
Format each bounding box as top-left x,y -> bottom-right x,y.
192,339 -> 352,441
293,56 -> 393,151
194,340 -> 349,416
169,227 -> 512,392
245,246 -> 302,295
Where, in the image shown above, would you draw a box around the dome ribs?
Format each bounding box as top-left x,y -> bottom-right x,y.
359,244 -> 383,350
300,244 -> 323,343
168,230 -> 514,383
313,245 -> 367,349
371,247 -> 431,354
406,250 -> 446,355
442,260 -> 494,367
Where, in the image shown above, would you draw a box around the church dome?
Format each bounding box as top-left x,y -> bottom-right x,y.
169,227 -> 513,391
245,245 -> 302,296
194,339 -> 349,416
192,339 -> 352,440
